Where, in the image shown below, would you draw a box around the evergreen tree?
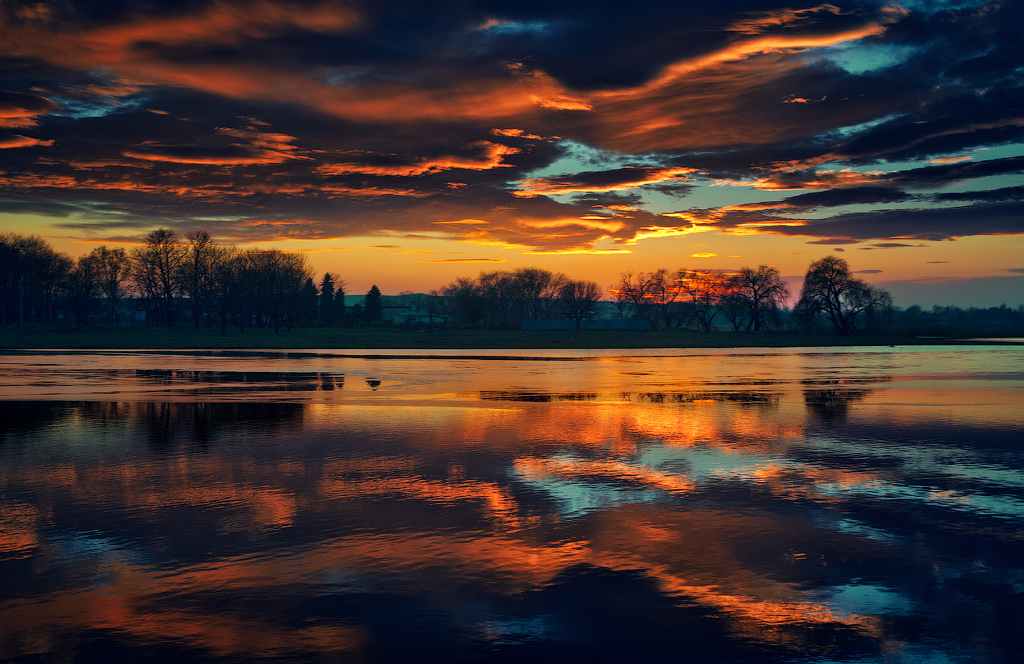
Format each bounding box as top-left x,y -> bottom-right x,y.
335,279 -> 346,325
299,277 -> 318,326
365,285 -> 383,323
319,272 -> 336,326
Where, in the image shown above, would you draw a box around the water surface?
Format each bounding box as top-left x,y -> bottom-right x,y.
1,346 -> 1022,662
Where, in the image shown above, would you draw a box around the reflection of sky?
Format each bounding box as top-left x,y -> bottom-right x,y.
2,348 -> 1022,662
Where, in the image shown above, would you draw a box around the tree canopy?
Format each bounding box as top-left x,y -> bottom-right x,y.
796,256 -> 893,335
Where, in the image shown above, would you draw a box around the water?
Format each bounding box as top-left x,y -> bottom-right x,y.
1,346 -> 1022,663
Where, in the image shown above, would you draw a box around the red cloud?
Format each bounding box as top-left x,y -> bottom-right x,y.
123,124 -> 306,165
315,142 -> 519,177
0,135 -> 54,149
513,167 -> 696,198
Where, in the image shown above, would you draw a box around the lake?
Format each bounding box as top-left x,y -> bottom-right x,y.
1,346 -> 1022,663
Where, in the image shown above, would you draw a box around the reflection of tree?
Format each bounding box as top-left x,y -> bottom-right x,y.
0,401 -> 308,451
621,391 -> 779,406
0,401 -> 76,438
135,402 -> 306,453
479,391 -> 597,402
802,386 -> 871,421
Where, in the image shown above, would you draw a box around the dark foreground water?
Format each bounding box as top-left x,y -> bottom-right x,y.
1,346 -> 1022,663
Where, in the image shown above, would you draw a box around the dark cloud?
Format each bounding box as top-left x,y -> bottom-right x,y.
932,186 -> 1024,203
0,0 -> 1021,253
759,200 -> 1024,242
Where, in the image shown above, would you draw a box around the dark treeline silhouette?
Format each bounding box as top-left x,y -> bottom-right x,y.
439,267 -> 602,330
1,229 -> 380,333
2,231 -> 1022,336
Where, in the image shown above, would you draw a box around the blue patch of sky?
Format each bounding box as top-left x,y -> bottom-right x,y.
319,67 -> 372,87
52,94 -> 145,120
828,113 -> 906,141
815,42 -> 918,75
516,136 -> 1024,219
517,140 -> 779,215
835,142 -> 1024,175
478,20 -> 555,35
898,0 -> 989,10
517,140 -> 660,180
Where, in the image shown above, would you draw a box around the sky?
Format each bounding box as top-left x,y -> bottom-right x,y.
1,0 -> 1023,307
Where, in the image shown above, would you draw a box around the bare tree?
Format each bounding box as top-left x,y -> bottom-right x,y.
64,253 -> 100,330
613,271 -> 655,325
730,265 -> 789,331
0,234 -> 71,328
130,228 -> 187,326
180,230 -> 227,327
648,268 -> 681,329
246,249 -> 312,332
511,267 -> 566,322
558,279 -> 603,331
677,269 -> 725,332
795,256 -> 892,335
442,277 -> 486,329
89,246 -> 129,325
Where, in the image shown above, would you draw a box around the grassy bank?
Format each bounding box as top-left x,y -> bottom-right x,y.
1,324 -> 1019,350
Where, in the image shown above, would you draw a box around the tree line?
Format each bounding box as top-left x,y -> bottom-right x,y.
436,258 -> 893,335
3,230 -> 1020,336
0,230 -> 385,333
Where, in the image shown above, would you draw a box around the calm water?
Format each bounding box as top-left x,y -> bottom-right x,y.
1,346 -> 1022,663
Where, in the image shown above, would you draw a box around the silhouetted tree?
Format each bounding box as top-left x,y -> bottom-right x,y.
795,255 -> 892,335
677,269 -> 725,332
613,271 -> 657,325
180,230 -> 225,327
89,246 -> 129,325
131,228 -> 187,326
365,284 -> 383,324
298,277 -> 318,326
442,277 -> 485,328
1,234 -> 71,328
334,279 -> 346,325
729,265 -> 789,331
64,253 -> 99,330
319,272 -> 338,326
211,247 -> 241,334
558,279 -> 603,330
247,249 -> 312,333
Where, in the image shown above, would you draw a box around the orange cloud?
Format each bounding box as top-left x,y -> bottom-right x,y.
728,4 -> 845,35
749,169 -> 885,190
318,184 -> 431,198
490,128 -> 545,140
593,19 -> 896,103
123,123 -> 306,165
523,217 -> 626,233
76,1 -> 362,57
420,258 -> 508,263
122,150 -> 290,165
513,167 -> 696,198
0,135 -> 54,148
0,92 -> 58,129
316,142 -> 519,176
929,155 -> 973,164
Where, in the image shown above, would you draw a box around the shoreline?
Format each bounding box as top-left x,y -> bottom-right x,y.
2,325 -> 1021,351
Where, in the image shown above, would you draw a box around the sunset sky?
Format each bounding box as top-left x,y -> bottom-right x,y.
1,0 -> 1022,306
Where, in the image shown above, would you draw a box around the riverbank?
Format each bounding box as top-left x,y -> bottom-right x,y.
2,324 -> 1020,350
